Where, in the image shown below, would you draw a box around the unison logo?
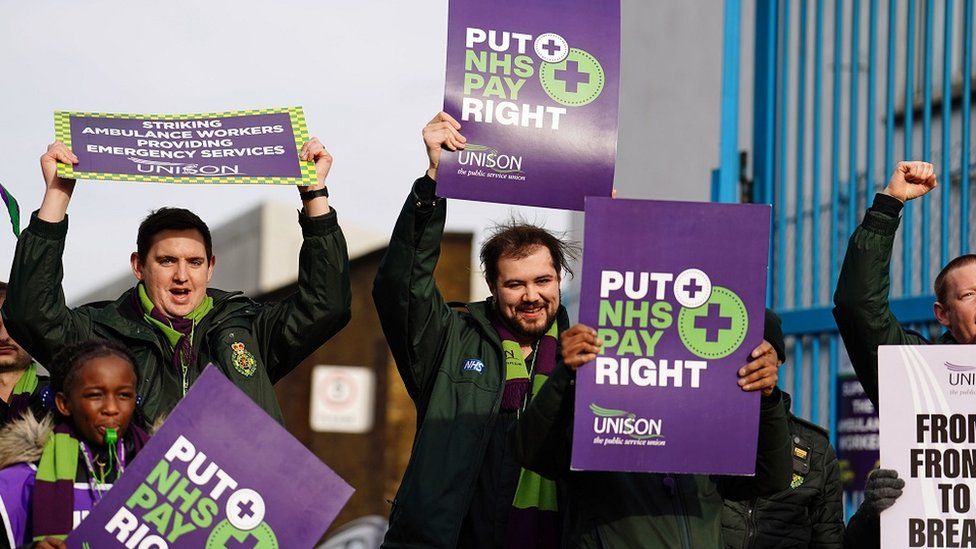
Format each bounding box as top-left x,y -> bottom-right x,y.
589,403 -> 664,440
946,362 -> 976,386
457,143 -> 524,174
129,158 -> 245,177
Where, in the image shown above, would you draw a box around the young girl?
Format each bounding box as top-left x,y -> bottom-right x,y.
0,340 -> 149,548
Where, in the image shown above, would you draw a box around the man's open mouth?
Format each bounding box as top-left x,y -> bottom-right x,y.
170,288 -> 191,302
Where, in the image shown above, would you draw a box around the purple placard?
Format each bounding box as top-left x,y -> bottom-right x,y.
835,374 -> 879,497
66,367 -> 353,548
571,198 -> 771,474
55,108 -> 317,185
437,0 -> 620,211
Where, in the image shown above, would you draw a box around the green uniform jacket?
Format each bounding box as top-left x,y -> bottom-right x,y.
516,358 -> 792,548
832,196 -> 945,408
722,393 -> 844,549
373,176 -> 570,548
1,209 -> 351,423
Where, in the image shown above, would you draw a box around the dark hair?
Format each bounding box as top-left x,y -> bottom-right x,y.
137,208 -> 213,262
49,340 -> 139,397
0,281 -> 6,299
480,221 -> 579,285
935,255 -> 976,304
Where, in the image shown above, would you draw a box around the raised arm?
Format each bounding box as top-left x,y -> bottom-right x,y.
832,161 -> 936,406
253,138 -> 351,382
0,143 -> 95,364
371,113 -> 466,406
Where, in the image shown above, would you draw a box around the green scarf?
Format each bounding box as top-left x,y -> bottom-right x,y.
5,362 -> 39,422
137,284 -> 213,347
11,361 -> 38,396
138,283 -> 213,395
33,422 -> 149,541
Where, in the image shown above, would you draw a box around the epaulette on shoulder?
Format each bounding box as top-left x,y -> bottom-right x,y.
791,414 -> 831,440
447,301 -> 470,311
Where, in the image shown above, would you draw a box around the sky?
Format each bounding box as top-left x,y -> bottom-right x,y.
0,0 -> 573,301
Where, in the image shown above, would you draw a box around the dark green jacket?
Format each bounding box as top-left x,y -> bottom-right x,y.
722,393 -> 844,548
1,209 -> 351,424
516,357 -> 792,548
832,194 -> 945,408
373,176 -> 570,548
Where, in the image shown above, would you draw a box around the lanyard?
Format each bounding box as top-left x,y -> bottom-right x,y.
79,440 -> 126,503
517,340 -> 541,418
179,324 -> 196,397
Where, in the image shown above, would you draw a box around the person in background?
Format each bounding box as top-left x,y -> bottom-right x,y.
0,281 -> 47,425
0,339 -> 150,548
722,310 -> 844,548
843,468 -> 905,549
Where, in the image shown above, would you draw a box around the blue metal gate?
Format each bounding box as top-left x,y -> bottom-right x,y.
716,0 -> 976,513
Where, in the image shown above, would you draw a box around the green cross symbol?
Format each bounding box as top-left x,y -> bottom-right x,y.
207,520 -> 279,549
538,48 -> 606,106
677,286 -> 749,359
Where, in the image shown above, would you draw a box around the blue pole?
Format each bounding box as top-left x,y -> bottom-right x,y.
903,0 -> 917,295
830,0 -> 844,287
963,0 -> 973,255
794,337 -> 805,417
811,337 -> 822,424
796,0 -> 809,308
719,0 -> 742,204
941,0 -> 954,266
885,0 -> 898,178
829,335 -> 839,446
753,0 -> 778,304
776,0 -> 792,309
848,0 -> 861,236
865,0 -> 879,210
921,0 -> 934,291
812,0 -> 825,306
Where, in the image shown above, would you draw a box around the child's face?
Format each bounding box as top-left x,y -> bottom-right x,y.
55,354 -> 137,446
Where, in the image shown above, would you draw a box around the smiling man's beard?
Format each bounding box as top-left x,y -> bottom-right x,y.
0,346 -> 31,373
494,292 -> 560,342
0,361 -> 29,374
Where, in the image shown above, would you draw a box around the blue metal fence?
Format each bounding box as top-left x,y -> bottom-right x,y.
718,0 -> 976,515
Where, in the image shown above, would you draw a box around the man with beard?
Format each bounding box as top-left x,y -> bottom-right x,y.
373,112 -> 786,548
0,282 -> 47,425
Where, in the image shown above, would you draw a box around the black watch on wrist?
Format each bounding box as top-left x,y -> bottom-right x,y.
299,187 -> 329,201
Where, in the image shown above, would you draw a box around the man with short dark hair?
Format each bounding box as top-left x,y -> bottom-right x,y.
833,161 -> 948,407
0,281 -> 48,424
373,112 -> 788,548
1,138 -> 351,423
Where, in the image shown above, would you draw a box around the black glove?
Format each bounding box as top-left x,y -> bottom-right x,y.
860,468 -> 905,516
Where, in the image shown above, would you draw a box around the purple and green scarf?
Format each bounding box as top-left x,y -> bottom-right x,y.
490,313 -> 561,549
136,283 -> 212,396
4,362 -> 39,423
32,422 -> 149,541
0,181 -> 20,237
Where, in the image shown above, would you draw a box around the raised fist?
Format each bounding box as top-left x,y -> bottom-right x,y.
882,161 -> 937,203
422,112 -> 466,180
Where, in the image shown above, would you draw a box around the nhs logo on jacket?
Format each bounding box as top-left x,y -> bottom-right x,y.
462,358 -> 485,374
